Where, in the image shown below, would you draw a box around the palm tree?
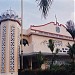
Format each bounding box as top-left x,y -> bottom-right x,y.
36,0 -> 53,18
66,20 -> 75,71
48,39 -> 54,54
67,43 -> 75,63
66,20 -> 75,42
67,43 -> 75,71
48,39 -> 59,69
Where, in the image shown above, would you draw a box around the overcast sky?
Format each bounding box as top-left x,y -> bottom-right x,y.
0,0 -> 74,29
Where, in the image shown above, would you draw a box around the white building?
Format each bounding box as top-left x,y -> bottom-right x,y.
0,10 -> 73,75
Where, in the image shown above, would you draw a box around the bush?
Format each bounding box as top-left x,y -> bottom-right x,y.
18,69 -> 71,75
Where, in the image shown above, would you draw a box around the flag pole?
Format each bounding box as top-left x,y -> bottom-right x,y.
21,0 -> 23,69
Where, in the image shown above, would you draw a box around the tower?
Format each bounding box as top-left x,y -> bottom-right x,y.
0,10 -> 21,75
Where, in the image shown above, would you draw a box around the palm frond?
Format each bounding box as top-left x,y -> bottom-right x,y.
72,43 -> 75,53
66,29 -> 75,40
36,0 -> 53,18
67,43 -> 74,59
66,20 -> 75,40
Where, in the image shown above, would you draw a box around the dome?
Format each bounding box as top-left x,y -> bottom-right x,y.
2,14 -> 6,19
0,9 -> 20,21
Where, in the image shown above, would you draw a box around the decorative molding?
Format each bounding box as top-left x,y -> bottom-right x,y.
30,29 -> 72,41
0,19 -> 21,26
30,22 -> 66,28
9,26 -> 15,72
1,25 -> 6,73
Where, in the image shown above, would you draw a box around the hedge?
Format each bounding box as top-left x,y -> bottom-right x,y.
18,69 -> 73,75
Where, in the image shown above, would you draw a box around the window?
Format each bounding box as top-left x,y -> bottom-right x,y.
56,27 -> 60,33
62,48 -> 64,50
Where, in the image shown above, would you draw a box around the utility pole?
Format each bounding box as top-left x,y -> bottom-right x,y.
21,0 -> 23,70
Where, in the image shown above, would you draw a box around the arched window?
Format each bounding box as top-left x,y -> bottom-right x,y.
20,39 -> 29,46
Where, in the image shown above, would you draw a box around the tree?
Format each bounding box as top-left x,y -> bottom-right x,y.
66,20 -> 75,42
67,43 -> 75,63
48,39 -> 54,54
48,39 -> 59,69
67,43 -> 75,71
36,51 -> 44,69
66,20 -> 75,71
36,0 -> 53,18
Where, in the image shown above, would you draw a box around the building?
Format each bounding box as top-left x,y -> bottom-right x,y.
0,10 -> 21,75
0,10 -> 73,75
22,21 -> 73,70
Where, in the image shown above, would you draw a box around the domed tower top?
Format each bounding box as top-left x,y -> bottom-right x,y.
0,9 -> 21,25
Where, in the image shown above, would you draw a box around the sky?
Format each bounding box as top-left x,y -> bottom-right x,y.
0,0 -> 74,29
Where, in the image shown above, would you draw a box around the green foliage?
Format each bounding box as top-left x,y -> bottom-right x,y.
67,43 -> 74,59
48,39 -> 59,69
36,51 -> 44,69
18,64 -> 75,75
48,39 -> 54,53
54,48 -> 59,55
66,20 -> 75,71
50,65 -> 60,71
18,68 -> 71,75
66,20 -> 75,40
67,43 -> 75,62
36,0 -> 53,18
67,29 -> 75,40
67,43 -> 75,71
